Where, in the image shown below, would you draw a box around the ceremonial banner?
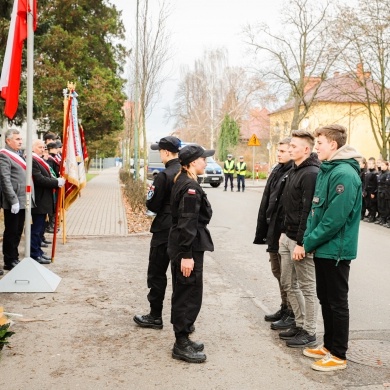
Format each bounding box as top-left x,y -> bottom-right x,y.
0,0 -> 37,119
62,86 -> 87,210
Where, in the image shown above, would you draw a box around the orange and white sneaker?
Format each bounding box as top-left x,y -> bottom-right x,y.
303,344 -> 329,358
311,352 -> 347,372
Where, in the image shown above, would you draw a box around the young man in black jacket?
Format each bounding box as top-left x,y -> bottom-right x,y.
278,130 -> 320,348
254,137 -> 294,328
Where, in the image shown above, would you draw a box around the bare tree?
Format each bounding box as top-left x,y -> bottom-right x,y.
128,0 -> 172,179
170,48 -> 269,148
337,0 -> 390,158
244,0 -> 345,130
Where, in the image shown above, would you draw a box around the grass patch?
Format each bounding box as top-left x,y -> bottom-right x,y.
86,173 -> 97,182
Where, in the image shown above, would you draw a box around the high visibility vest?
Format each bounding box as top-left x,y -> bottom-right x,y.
224,160 -> 235,173
236,162 -> 247,175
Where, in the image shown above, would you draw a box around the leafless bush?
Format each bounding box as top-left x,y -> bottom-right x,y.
119,169 -> 147,213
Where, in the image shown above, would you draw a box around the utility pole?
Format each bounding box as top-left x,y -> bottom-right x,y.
133,0 -> 140,180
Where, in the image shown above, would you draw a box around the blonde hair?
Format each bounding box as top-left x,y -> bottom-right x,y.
174,166 -> 197,183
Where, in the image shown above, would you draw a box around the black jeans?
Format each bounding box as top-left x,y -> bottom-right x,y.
314,257 -> 351,360
224,173 -> 234,189
237,175 -> 245,191
3,208 -> 25,265
147,243 -> 171,318
171,251 -> 204,335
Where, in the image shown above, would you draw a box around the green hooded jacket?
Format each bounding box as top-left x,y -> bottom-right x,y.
303,145 -> 362,261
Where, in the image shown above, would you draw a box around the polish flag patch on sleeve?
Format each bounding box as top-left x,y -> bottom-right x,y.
188,188 -> 196,195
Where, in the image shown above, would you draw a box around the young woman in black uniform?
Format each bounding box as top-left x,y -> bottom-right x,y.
168,144 -> 214,363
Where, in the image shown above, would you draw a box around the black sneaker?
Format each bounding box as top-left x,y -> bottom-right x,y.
270,310 -> 295,330
133,314 -> 163,329
286,329 -> 317,348
265,305 -> 287,322
279,326 -> 302,340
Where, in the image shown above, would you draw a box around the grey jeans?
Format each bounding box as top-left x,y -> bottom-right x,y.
279,233 -> 318,335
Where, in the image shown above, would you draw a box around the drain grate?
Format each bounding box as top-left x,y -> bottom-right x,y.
347,340 -> 390,368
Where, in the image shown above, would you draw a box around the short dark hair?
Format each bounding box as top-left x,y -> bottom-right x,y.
291,130 -> 315,149
43,132 -> 58,141
314,124 -> 347,149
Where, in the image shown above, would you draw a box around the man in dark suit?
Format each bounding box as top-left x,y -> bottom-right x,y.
31,139 -> 65,263
0,129 -> 27,272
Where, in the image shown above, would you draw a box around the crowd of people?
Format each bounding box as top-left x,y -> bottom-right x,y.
359,157 -> 390,227
0,129 -> 64,276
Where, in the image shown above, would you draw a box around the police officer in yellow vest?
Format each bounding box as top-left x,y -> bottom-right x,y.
236,156 -> 247,192
223,154 -> 235,191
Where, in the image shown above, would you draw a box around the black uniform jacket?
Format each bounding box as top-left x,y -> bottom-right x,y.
32,157 -> 59,215
281,153 -> 320,246
364,169 -> 378,194
253,160 -> 293,252
146,158 -> 181,246
168,171 -> 214,262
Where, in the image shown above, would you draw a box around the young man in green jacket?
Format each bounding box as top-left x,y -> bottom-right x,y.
302,124 -> 362,372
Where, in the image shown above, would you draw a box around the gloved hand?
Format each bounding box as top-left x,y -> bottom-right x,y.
11,202 -> 20,214
57,177 -> 66,188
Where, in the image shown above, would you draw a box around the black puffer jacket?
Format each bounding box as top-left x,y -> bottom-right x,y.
281,153 -> 320,246
253,160 -> 293,252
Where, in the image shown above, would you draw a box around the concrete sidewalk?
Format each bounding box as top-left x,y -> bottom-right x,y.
65,167 -> 128,237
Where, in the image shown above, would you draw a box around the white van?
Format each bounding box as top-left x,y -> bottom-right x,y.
147,143 -> 223,187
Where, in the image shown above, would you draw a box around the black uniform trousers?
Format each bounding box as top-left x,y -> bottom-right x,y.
314,257 -> 351,360
365,193 -> 377,217
224,173 -> 234,189
147,242 -> 171,318
3,208 -> 25,265
171,251 -> 204,336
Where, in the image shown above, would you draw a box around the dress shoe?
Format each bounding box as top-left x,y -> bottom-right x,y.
41,254 -> 52,261
33,257 -> 51,265
42,238 -> 52,244
41,242 -> 49,248
0,269 -> 3,276
45,228 -> 55,234
133,314 -> 163,329
172,337 -> 206,363
3,260 -> 19,271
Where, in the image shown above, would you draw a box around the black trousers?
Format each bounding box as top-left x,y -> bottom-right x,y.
224,173 -> 234,189
314,257 -> 351,360
147,243 -> 171,318
3,208 -> 25,265
171,251 -> 204,336
365,193 -> 377,217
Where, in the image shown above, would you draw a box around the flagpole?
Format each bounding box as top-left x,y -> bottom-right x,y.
24,0 -> 34,258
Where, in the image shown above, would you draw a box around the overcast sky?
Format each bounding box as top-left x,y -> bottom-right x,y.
111,0 -> 284,141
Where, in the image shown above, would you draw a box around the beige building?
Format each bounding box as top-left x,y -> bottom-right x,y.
268,65 -> 388,165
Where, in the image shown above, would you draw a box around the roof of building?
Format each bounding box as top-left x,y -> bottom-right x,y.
271,68 -> 387,115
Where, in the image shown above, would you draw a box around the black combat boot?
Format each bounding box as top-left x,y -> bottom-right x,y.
172,335 -> 206,363
270,309 -> 295,330
133,314 -> 163,329
264,304 -> 287,322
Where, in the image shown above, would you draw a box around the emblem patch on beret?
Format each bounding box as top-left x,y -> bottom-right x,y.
336,184 -> 344,194
147,185 -> 155,200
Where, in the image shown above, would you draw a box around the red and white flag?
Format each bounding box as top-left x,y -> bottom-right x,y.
0,0 -> 37,119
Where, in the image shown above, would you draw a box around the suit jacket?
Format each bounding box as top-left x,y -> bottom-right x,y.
32,157 -> 59,215
0,146 -> 27,209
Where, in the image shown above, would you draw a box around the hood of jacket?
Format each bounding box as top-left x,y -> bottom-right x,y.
321,145 -> 362,175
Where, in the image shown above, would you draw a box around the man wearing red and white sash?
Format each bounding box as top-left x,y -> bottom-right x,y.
31,140 -> 65,263
0,129 -> 27,272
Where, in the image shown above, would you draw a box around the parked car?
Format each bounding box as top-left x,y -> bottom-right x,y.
147,142 -> 223,187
